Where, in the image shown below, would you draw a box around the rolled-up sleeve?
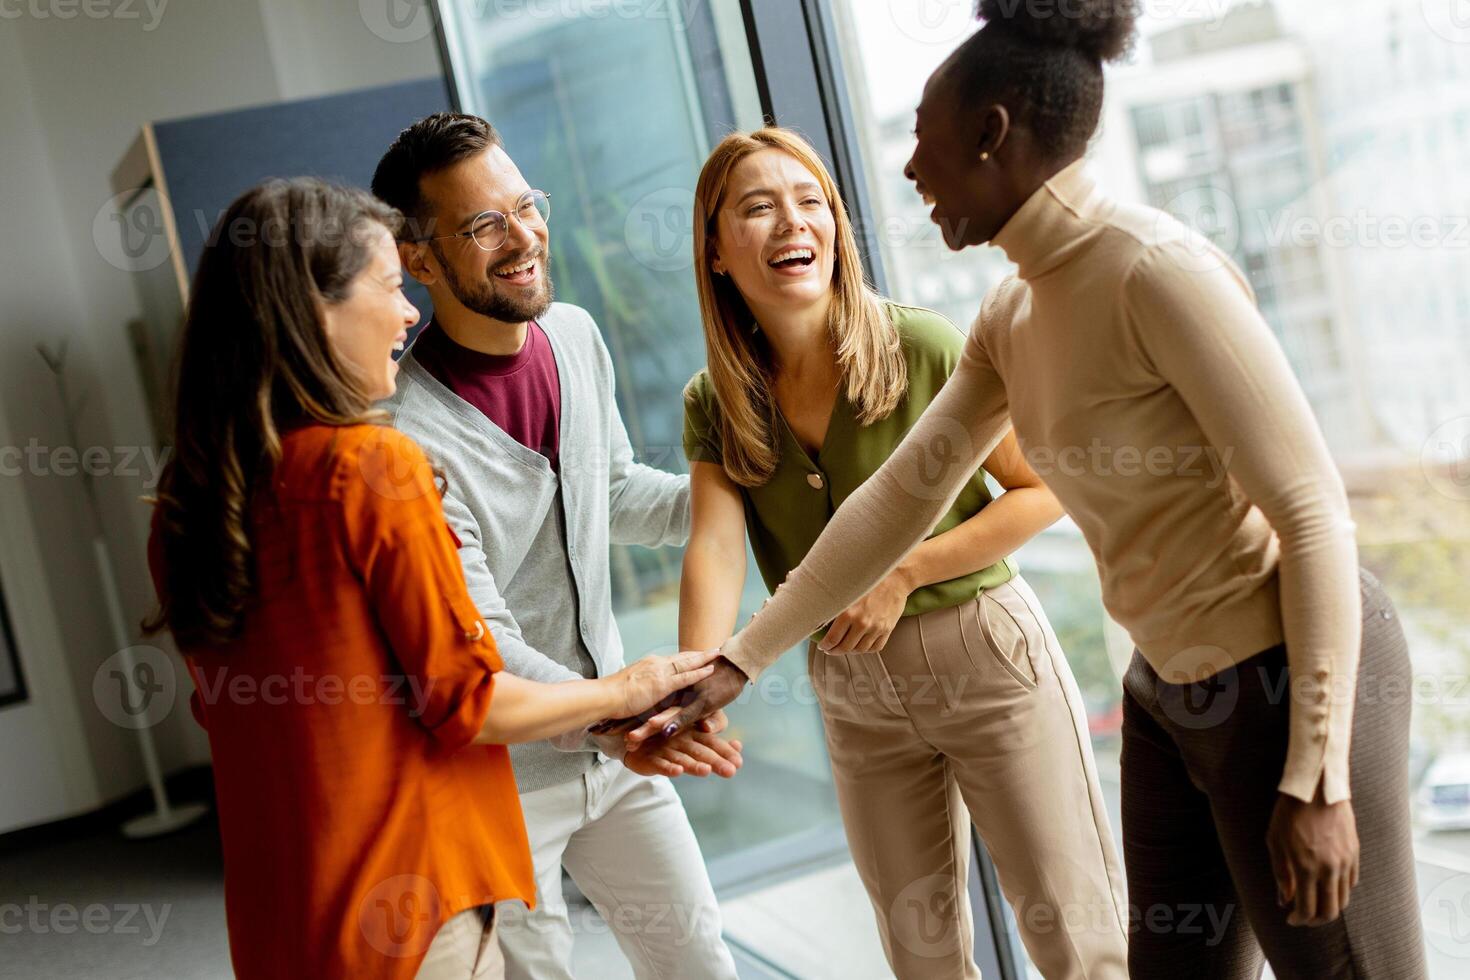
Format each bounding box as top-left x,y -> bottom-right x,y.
337,427 -> 504,754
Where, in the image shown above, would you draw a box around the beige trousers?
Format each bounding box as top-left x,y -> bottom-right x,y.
810,576 -> 1129,979
416,907 -> 503,980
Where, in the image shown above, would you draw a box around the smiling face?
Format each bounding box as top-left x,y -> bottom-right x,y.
320,224 -> 420,401
410,145 -> 553,324
905,61 -> 1009,251
709,148 -> 838,321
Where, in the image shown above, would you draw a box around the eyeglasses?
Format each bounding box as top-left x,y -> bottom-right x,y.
408,189 -> 552,251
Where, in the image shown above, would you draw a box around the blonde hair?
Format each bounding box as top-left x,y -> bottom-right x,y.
691,127 -> 907,487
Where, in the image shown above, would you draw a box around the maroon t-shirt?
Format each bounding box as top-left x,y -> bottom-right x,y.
411,319 -> 562,468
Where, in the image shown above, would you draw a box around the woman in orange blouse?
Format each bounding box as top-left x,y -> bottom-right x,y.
144,179 -> 730,980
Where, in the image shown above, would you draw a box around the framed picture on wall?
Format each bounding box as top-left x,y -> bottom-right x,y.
0,578 -> 26,708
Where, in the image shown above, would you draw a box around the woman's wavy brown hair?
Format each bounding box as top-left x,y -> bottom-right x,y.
691,127 -> 907,487
144,178 -> 402,647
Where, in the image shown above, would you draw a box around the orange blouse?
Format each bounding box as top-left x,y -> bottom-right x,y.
148,423 -> 535,980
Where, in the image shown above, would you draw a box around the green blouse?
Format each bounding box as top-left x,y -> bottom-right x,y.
683,302 -> 1017,629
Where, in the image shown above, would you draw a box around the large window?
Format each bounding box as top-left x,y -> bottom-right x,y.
435,2 -> 880,972
438,0 -> 847,845
833,0 -> 1470,973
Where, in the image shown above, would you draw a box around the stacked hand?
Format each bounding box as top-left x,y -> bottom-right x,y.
592,651 -> 749,779
591,570 -> 908,769
592,654 -> 749,747
594,709 -> 743,779
590,573 -> 909,753
609,648 -> 724,719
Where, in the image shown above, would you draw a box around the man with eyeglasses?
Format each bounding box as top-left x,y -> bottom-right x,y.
372,113 -> 739,979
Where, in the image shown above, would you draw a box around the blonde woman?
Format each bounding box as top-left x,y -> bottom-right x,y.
674,128 -> 1127,978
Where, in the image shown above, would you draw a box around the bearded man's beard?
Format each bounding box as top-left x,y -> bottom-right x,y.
433,242 -> 555,323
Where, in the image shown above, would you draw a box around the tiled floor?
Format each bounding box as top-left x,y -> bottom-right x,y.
0,810 -> 881,980
9,776 -> 1466,979
0,813 -> 232,980
720,861 -> 890,978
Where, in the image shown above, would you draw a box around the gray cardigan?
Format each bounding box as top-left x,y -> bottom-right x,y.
382,302 -> 690,792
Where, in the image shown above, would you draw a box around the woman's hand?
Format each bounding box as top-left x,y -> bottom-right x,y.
699,708 -> 731,735
610,649 -> 722,719
819,569 -> 913,654
607,660 -> 748,744
1266,790 -> 1360,926
623,731 -> 744,779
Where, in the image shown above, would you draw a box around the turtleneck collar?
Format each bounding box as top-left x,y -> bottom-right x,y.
990,157 -> 1106,281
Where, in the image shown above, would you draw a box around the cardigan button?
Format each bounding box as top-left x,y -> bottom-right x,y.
807,472 -> 825,490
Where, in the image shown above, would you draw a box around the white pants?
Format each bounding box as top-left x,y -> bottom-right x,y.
495,759 -> 738,980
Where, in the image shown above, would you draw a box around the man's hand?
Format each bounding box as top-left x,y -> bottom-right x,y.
1266,789 -> 1360,927
819,570 -> 912,654
622,730 -> 744,779
589,655 -> 747,743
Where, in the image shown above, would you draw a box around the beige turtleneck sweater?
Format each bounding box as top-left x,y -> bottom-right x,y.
720,159 -> 1360,804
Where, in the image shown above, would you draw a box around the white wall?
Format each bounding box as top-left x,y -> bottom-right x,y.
0,0 -> 438,831
0,22 -> 110,832
258,0 -> 443,101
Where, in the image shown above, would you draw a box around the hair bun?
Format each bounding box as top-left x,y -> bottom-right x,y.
976,0 -> 1139,64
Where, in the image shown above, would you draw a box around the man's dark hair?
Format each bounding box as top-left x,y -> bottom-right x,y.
371,112 -> 503,238
948,0 -> 1139,161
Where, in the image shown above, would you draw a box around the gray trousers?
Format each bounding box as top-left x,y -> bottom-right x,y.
1121,568 -> 1427,977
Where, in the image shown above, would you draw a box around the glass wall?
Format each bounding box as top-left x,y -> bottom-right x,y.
436,0 -> 850,872
831,0 -> 1470,974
